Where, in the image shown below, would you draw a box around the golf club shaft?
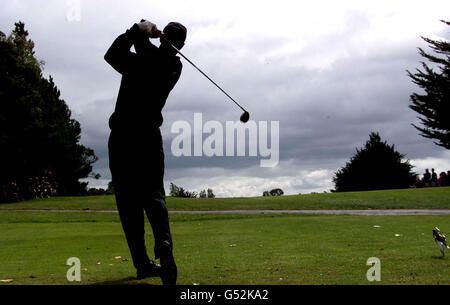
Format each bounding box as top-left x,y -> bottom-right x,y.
160,36 -> 247,112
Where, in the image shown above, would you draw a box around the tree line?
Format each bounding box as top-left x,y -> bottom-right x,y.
169,183 -> 215,198
0,22 -> 98,202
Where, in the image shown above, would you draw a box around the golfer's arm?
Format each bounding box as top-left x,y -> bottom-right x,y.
104,28 -> 138,74
133,30 -> 156,55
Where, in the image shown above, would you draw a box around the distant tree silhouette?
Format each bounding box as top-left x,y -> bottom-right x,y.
169,183 -> 182,197
270,188 -> 284,196
262,188 -> 284,196
0,21 -> 98,197
407,20 -> 450,149
207,188 -> 215,198
199,188 -> 215,198
333,132 -> 417,192
169,183 -> 197,198
106,181 -> 114,194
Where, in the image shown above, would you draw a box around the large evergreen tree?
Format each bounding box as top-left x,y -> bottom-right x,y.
0,21 -> 98,197
407,20 -> 450,149
333,132 -> 417,192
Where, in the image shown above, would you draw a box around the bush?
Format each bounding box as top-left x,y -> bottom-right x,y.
333,132 -> 417,192
169,183 -> 197,198
263,188 -> 284,196
207,188 -> 215,198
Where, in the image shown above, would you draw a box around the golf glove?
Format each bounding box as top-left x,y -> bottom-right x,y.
137,20 -> 161,38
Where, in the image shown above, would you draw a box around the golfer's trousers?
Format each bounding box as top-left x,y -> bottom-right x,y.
108,127 -> 173,270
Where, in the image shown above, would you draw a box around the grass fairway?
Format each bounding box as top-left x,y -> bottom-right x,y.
0,211 -> 448,285
0,186 -> 449,211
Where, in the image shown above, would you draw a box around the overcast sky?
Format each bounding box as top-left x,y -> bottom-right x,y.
2,0 -> 450,197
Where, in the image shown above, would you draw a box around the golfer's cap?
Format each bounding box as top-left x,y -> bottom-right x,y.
163,22 -> 187,44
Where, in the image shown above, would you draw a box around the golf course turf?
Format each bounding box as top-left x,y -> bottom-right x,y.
0,187 -> 449,285
0,187 -> 449,211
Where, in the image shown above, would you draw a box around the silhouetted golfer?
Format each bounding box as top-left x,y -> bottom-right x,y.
104,20 -> 186,285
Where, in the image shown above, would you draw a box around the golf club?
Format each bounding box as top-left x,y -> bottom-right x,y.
160,34 -> 250,123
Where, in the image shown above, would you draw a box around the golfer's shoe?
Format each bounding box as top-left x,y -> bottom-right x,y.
160,257 -> 177,285
433,227 -> 449,256
136,260 -> 161,279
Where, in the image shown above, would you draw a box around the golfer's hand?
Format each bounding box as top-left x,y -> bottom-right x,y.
137,19 -> 161,38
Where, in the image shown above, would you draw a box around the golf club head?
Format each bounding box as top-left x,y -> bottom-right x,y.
240,111 -> 250,123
